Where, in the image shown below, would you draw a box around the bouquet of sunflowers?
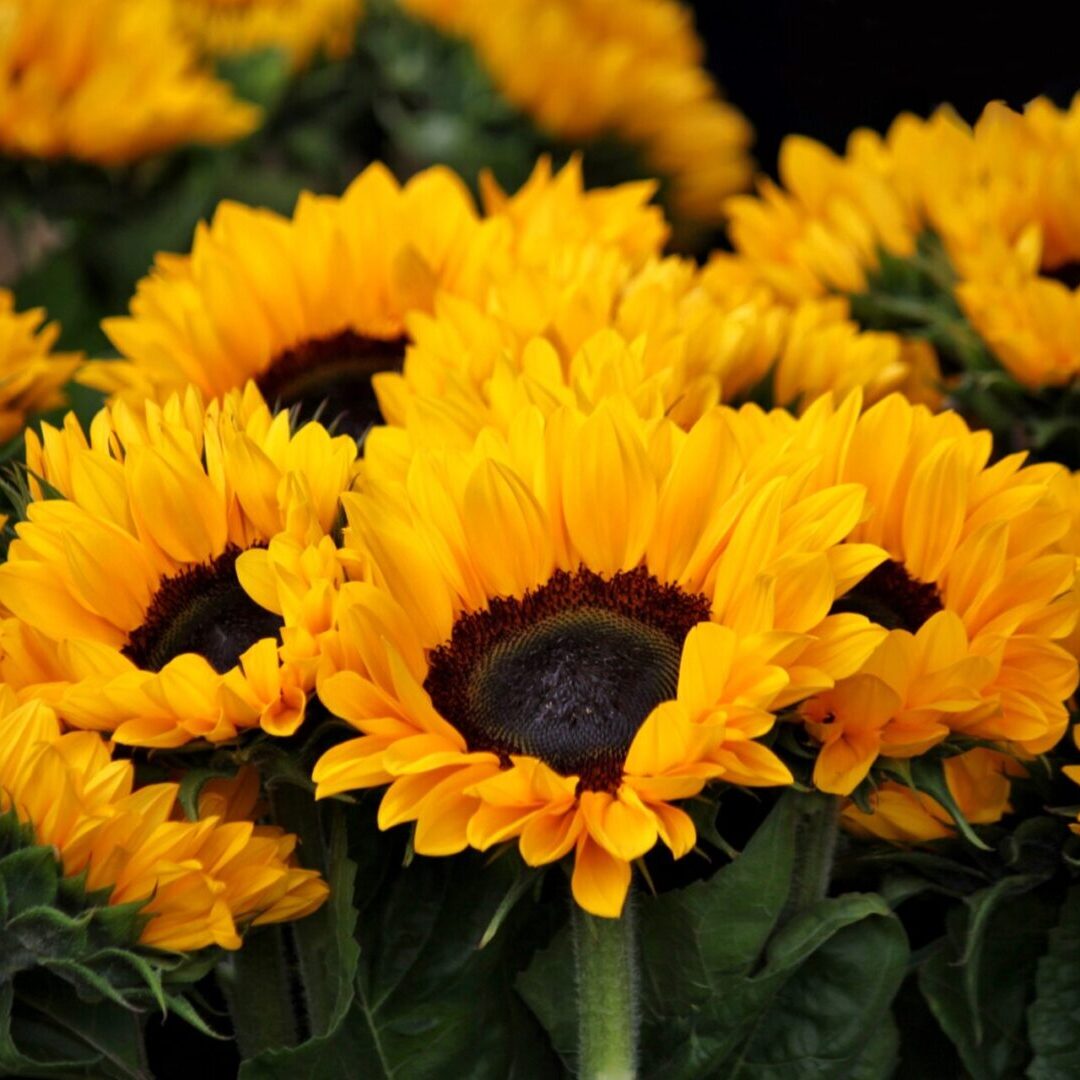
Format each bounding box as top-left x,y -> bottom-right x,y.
1,1 -> 1078,1077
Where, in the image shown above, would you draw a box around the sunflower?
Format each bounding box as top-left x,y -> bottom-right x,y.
168,0 -> 362,68
723,97 -> 1080,389
85,158 -> 662,427
841,748 -> 1022,844
397,0 -> 752,223
477,155 -> 669,270
82,162 -> 479,422
944,97 -> 1080,385
0,0 -> 259,166
312,396 -> 891,917
372,261 -> 779,453
796,393 -> 1078,793
720,132 -> 919,304
0,383 -> 356,747
0,689 -> 326,951
374,253 -> 937,456
0,289 -> 80,443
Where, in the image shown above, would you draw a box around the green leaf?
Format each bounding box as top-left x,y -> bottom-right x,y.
849,1011 -> 900,1080
514,929 -> 576,1066
86,900 -> 150,951
39,959 -> 143,1011
479,860 -> 542,950
958,874 -> 1049,1045
919,888 -> 1058,1079
3,975 -> 151,1079
162,992 -> 227,1041
1028,885 -> 1080,1079
86,948 -> 167,1012
288,804 -> 360,1037
0,981 -> 105,1079
730,900 -> 908,1078
240,846 -> 560,1080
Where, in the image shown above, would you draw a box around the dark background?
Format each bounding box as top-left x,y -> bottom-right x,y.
692,1 -> 1080,178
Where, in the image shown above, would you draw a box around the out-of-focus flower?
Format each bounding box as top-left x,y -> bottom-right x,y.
0,0 -> 259,166
398,0 -> 752,223
0,289 -> 80,442
169,0 -> 362,68
720,96 -> 1080,389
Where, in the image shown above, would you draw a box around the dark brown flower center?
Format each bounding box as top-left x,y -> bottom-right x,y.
123,546 -> 283,674
424,567 -> 711,793
256,330 -> 406,439
831,558 -> 943,634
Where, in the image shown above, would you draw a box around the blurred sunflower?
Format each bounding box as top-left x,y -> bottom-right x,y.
841,748 -> 1022,844
720,96 -> 1080,391
0,290 -> 80,442
719,132 -> 919,304
169,0 -> 363,68
312,397 -> 889,916
0,384 -> 356,747
940,98 -> 1080,388
0,0 -> 259,166
398,0 -> 753,224
85,158 -> 667,429
797,394 -> 1078,794
0,691 -> 326,951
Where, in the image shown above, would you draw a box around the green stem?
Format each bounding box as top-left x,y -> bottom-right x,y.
782,792 -> 841,921
218,925 -> 298,1058
572,896 -> 639,1080
270,784 -> 333,1037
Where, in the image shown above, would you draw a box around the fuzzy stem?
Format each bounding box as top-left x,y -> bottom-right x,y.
783,791 -> 841,920
270,783 -> 333,1038
572,896 -> 639,1080
219,925 -> 298,1058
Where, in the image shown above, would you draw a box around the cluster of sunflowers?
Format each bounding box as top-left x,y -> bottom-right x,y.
2,0 -> 1080,1077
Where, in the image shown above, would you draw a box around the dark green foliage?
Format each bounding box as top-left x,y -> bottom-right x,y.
919,890 -> 1059,1079
236,796 -> 561,1080
1028,886 -> 1080,1080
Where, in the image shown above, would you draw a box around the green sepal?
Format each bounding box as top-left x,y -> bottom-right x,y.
177,764 -> 240,823
879,753 -> 992,850
0,845 -> 59,915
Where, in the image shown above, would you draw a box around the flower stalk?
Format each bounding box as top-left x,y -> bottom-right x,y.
783,791 -> 841,920
572,895 -> 640,1080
